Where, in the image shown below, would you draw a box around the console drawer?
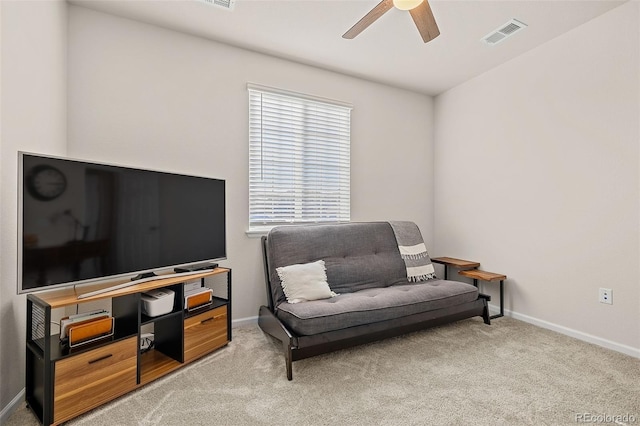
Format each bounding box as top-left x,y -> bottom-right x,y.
184,306 -> 228,363
54,337 -> 137,424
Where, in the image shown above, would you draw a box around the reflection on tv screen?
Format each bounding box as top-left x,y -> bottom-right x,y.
21,154 -> 226,292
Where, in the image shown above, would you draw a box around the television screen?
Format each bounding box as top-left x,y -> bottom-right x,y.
18,152 -> 226,293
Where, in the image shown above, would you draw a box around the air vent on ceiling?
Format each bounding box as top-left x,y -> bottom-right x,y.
196,0 -> 236,11
482,19 -> 527,46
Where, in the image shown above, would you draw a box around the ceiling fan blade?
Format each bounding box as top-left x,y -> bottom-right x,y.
343,0 -> 394,39
409,0 -> 440,43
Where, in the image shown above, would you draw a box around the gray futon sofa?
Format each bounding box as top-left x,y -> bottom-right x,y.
258,222 -> 490,380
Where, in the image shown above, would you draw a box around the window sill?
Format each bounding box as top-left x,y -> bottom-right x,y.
245,227 -> 273,238
246,221 -> 351,238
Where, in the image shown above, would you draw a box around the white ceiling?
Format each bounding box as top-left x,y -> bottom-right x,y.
71,0 -> 627,96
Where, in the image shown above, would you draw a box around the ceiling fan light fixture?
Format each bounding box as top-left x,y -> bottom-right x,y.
393,0 -> 424,11
342,0 -> 438,43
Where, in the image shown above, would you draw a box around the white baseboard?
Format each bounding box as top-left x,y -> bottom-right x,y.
488,303 -> 640,359
0,317 -> 260,421
0,388 -> 24,424
237,309 -> 640,359
232,315 -> 258,328
236,308 -> 640,359
3,310 -> 636,420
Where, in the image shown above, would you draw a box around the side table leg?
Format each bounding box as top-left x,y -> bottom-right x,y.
499,280 -> 504,316
490,280 -> 504,319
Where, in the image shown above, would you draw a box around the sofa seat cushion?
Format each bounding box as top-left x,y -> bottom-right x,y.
276,280 -> 478,336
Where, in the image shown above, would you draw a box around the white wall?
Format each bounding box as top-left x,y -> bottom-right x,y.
0,3 -> 434,414
434,2 -> 639,351
66,6 -> 435,321
5,0 -> 637,417
0,0 -> 68,414
0,4 -> 434,413
0,1 -> 4,413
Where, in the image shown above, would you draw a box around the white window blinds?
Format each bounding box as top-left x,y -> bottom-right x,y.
248,84 -> 351,230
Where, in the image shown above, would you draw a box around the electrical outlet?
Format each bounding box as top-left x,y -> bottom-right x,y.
599,288 -> 613,305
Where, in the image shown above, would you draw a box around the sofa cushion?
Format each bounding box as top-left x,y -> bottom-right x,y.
276,279 -> 479,336
266,223 -> 408,308
276,260 -> 337,304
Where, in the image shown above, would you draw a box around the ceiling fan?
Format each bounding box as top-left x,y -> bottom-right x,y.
343,0 -> 440,43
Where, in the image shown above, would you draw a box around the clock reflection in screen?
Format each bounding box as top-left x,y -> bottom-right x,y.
26,165 -> 67,201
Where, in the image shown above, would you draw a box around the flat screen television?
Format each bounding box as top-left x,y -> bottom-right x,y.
18,152 -> 226,294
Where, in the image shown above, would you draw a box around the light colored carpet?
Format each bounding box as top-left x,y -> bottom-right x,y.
6,317 -> 640,425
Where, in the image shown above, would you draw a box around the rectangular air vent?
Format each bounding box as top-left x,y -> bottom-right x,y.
482,19 -> 527,46
196,0 -> 236,11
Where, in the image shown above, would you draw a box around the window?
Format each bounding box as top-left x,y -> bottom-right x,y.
248,84 -> 351,232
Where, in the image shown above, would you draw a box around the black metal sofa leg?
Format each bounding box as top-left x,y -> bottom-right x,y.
483,304 -> 491,325
285,344 -> 293,380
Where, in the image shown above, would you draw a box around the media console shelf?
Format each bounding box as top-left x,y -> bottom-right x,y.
25,268 -> 231,426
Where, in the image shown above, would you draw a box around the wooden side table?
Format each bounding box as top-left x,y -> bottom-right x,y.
431,257 -> 480,280
458,269 -> 506,319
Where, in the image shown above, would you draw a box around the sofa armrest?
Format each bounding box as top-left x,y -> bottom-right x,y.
258,305 -> 296,345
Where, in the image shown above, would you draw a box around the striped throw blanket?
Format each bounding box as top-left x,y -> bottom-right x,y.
389,221 -> 436,282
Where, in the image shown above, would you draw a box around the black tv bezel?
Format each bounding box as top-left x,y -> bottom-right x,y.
17,151 -> 227,295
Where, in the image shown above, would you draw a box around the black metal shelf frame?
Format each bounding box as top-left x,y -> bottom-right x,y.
25,268 -> 232,426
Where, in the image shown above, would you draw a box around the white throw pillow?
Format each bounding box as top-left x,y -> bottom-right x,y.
276,260 -> 337,304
